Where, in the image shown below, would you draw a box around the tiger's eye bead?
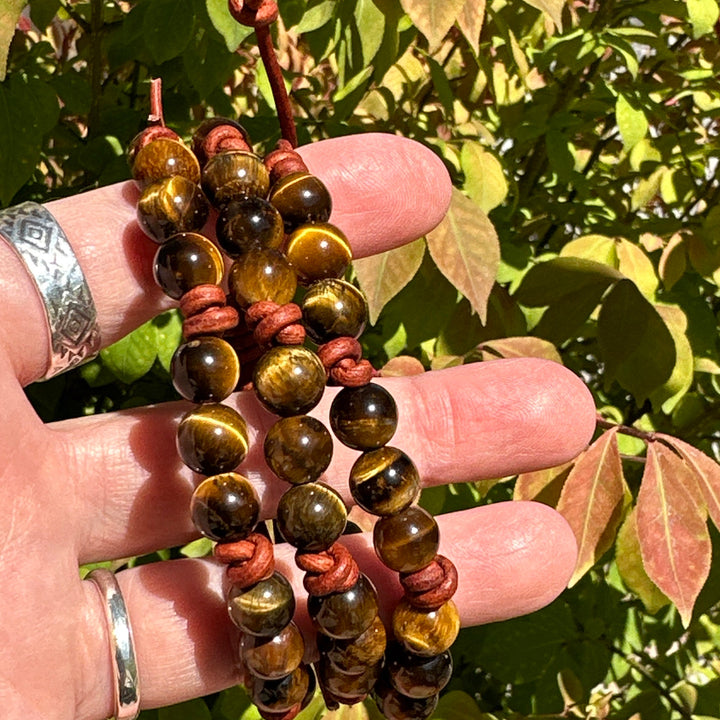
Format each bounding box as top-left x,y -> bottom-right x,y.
374,679 -> 439,720
385,643 -> 453,699
349,447 -> 420,516
227,572 -> 295,637
137,175 -> 209,244
330,383 -> 398,450
250,664 -> 310,713
241,622 -> 305,680
202,151 -> 270,206
253,346 -> 326,417
228,249 -> 297,308
301,279 -> 368,345
307,575 -> 379,639
317,614 -> 386,674
190,472 -> 259,542
153,232 -> 224,299
373,506 -> 439,573
276,482 -> 346,552
177,403 -> 249,475
171,337 -> 240,403
392,599 -> 460,657
264,415 -> 333,484
317,658 -> 380,702
216,195 -> 284,258
285,222 -> 352,284
269,171 -> 332,232
132,137 -> 201,188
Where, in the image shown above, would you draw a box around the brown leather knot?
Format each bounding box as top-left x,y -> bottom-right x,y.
399,555 -> 458,611
214,533 -> 275,588
265,141 -> 309,183
127,125 -> 180,165
203,124 -> 252,161
295,543 -> 360,596
180,285 -> 240,339
246,301 -> 305,347
317,337 -> 375,387
228,0 -> 278,27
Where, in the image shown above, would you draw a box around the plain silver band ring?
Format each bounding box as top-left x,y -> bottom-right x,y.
87,569 -> 141,720
0,201 -> 100,380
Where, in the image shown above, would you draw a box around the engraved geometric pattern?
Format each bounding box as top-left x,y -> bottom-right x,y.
0,202 -> 100,379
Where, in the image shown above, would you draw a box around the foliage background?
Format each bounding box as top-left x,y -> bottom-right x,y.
4,0 -> 720,718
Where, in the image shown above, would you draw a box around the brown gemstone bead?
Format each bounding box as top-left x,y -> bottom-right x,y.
285,222 -> 352,284
250,664 -> 310,713
307,574 -> 378,639
349,446 -> 420,516
190,472 -> 259,542
228,249 -> 297,308
276,482 -> 346,552
317,658 -> 380,702
373,506 -> 439,573
202,151 -> 270,206
329,383 -> 398,450
301,279 -> 368,345
137,175 -> 209,244
132,137 -> 201,188
241,622 -> 305,680
177,403 -> 249,475
227,571 -> 295,637
171,337 -> 239,403
216,195 -> 284,258
385,643 -> 453,699
317,614 -> 386,674
253,346 -> 326,417
392,599 -> 460,657
153,232 -> 224,300
264,415 -> 333,484
269,171 -> 332,232
374,678 -> 439,720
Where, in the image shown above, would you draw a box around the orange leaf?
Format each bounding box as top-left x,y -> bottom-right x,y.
556,428 -> 627,586
636,441 -> 711,626
513,462 -> 573,505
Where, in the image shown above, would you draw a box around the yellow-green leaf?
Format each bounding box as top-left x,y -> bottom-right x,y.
426,188 -> 500,323
354,0 -> 385,66
687,0 -> 720,38
659,234 -> 687,291
560,234 -> 617,266
0,1 -> 25,82
616,94 -> 648,150
478,336 -> 562,364
456,0 -> 486,54
615,238 -> 658,299
461,141 -> 508,213
521,0 -> 564,30
400,0 -> 467,49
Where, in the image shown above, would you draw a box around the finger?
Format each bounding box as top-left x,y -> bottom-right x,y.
81,502 -> 576,717
56,359 -> 595,563
0,134 -> 450,385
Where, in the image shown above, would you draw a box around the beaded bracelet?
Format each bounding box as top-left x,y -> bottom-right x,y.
126,2 -> 459,716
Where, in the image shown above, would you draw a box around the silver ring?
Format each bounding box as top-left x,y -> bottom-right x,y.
87,569 -> 141,720
0,201 -> 100,380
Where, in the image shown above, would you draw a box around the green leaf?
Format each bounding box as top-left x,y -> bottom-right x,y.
426,188 -> 500,323
0,0 -> 25,81
560,234 -> 617,266
521,0 -> 564,29
432,690 -> 485,720
400,0 -> 467,50
597,280 -> 676,403
427,55 -> 455,117
461,141 -> 508,213
100,320 -> 158,385
616,94 -> 648,150
295,0 -> 336,33
687,0 -> 720,38
154,310 -> 183,373
144,0 -> 196,65
29,0 -> 62,32
354,0 -> 385,66
206,0 -> 253,52
158,698 -> 211,720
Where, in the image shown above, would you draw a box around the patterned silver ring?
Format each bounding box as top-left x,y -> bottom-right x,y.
87,569 -> 141,720
0,201 -> 100,380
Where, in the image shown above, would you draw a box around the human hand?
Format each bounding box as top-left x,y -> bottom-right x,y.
0,133 -> 595,719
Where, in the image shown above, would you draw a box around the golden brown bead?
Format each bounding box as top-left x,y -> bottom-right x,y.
177,403 -> 249,475
263,415 -> 333,484
269,171 -> 332,232
216,195 -> 284,258
373,506 -> 439,573
374,677 -> 439,720
307,574 -> 379,639
250,664 -> 311,713
241,622 -> 305,680
317,658 -> 380,702
329,383 -> 398,450
385,643 -> 453,699
253,346 -> 326,417
349,446 -> 420,516
202,151 -> 270,206
228,249 -> 298,308
317,614 -> 386,674
132,137 -> 201,188
153,232 -> 224,300
301,279 -> 368,345
171,336 -> 239,403
285,222 -> 352,284
276,482 -> 347,552
227,571 -> 295,637
190,472 -> 259,542
392,598 -> 460,657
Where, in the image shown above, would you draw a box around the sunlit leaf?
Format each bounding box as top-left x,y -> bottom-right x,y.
400,0 -> 467,49
456,0 -> 486,54
100,320 -> 158,384
560,234 -> 617,266
354,0 -> 385,66
514,462 -> 573,506
616,94 -> 648,150
478,336 -> 562,363
380,355 -> 425,376
206,0 -> 253,51
426,188 -> 500,323
461,141 -> 508,213
557,428 -> 628,586
0,0 -> 25,81
521,0 -> 564,29
686,0 -> 720,38
353,238 -> 425,325
432,690 -> 486,720
631,167 -> 665,210
659,234 -> 687,291
615,239 -> 658,300
637,441 -> 711,626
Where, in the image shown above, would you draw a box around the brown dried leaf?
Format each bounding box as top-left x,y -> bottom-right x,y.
637,441 -> 711,626
514,462 -> 573,505
556,428 -> 627,586
0,1 -> 25,81
521,0 -> 564,29
400,0 -> 467,49
478,336 -> 563,364
380,355 -> 425,376
353,238 -> 425,325
426,188 -> 500,323
456,0 -> 486,54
